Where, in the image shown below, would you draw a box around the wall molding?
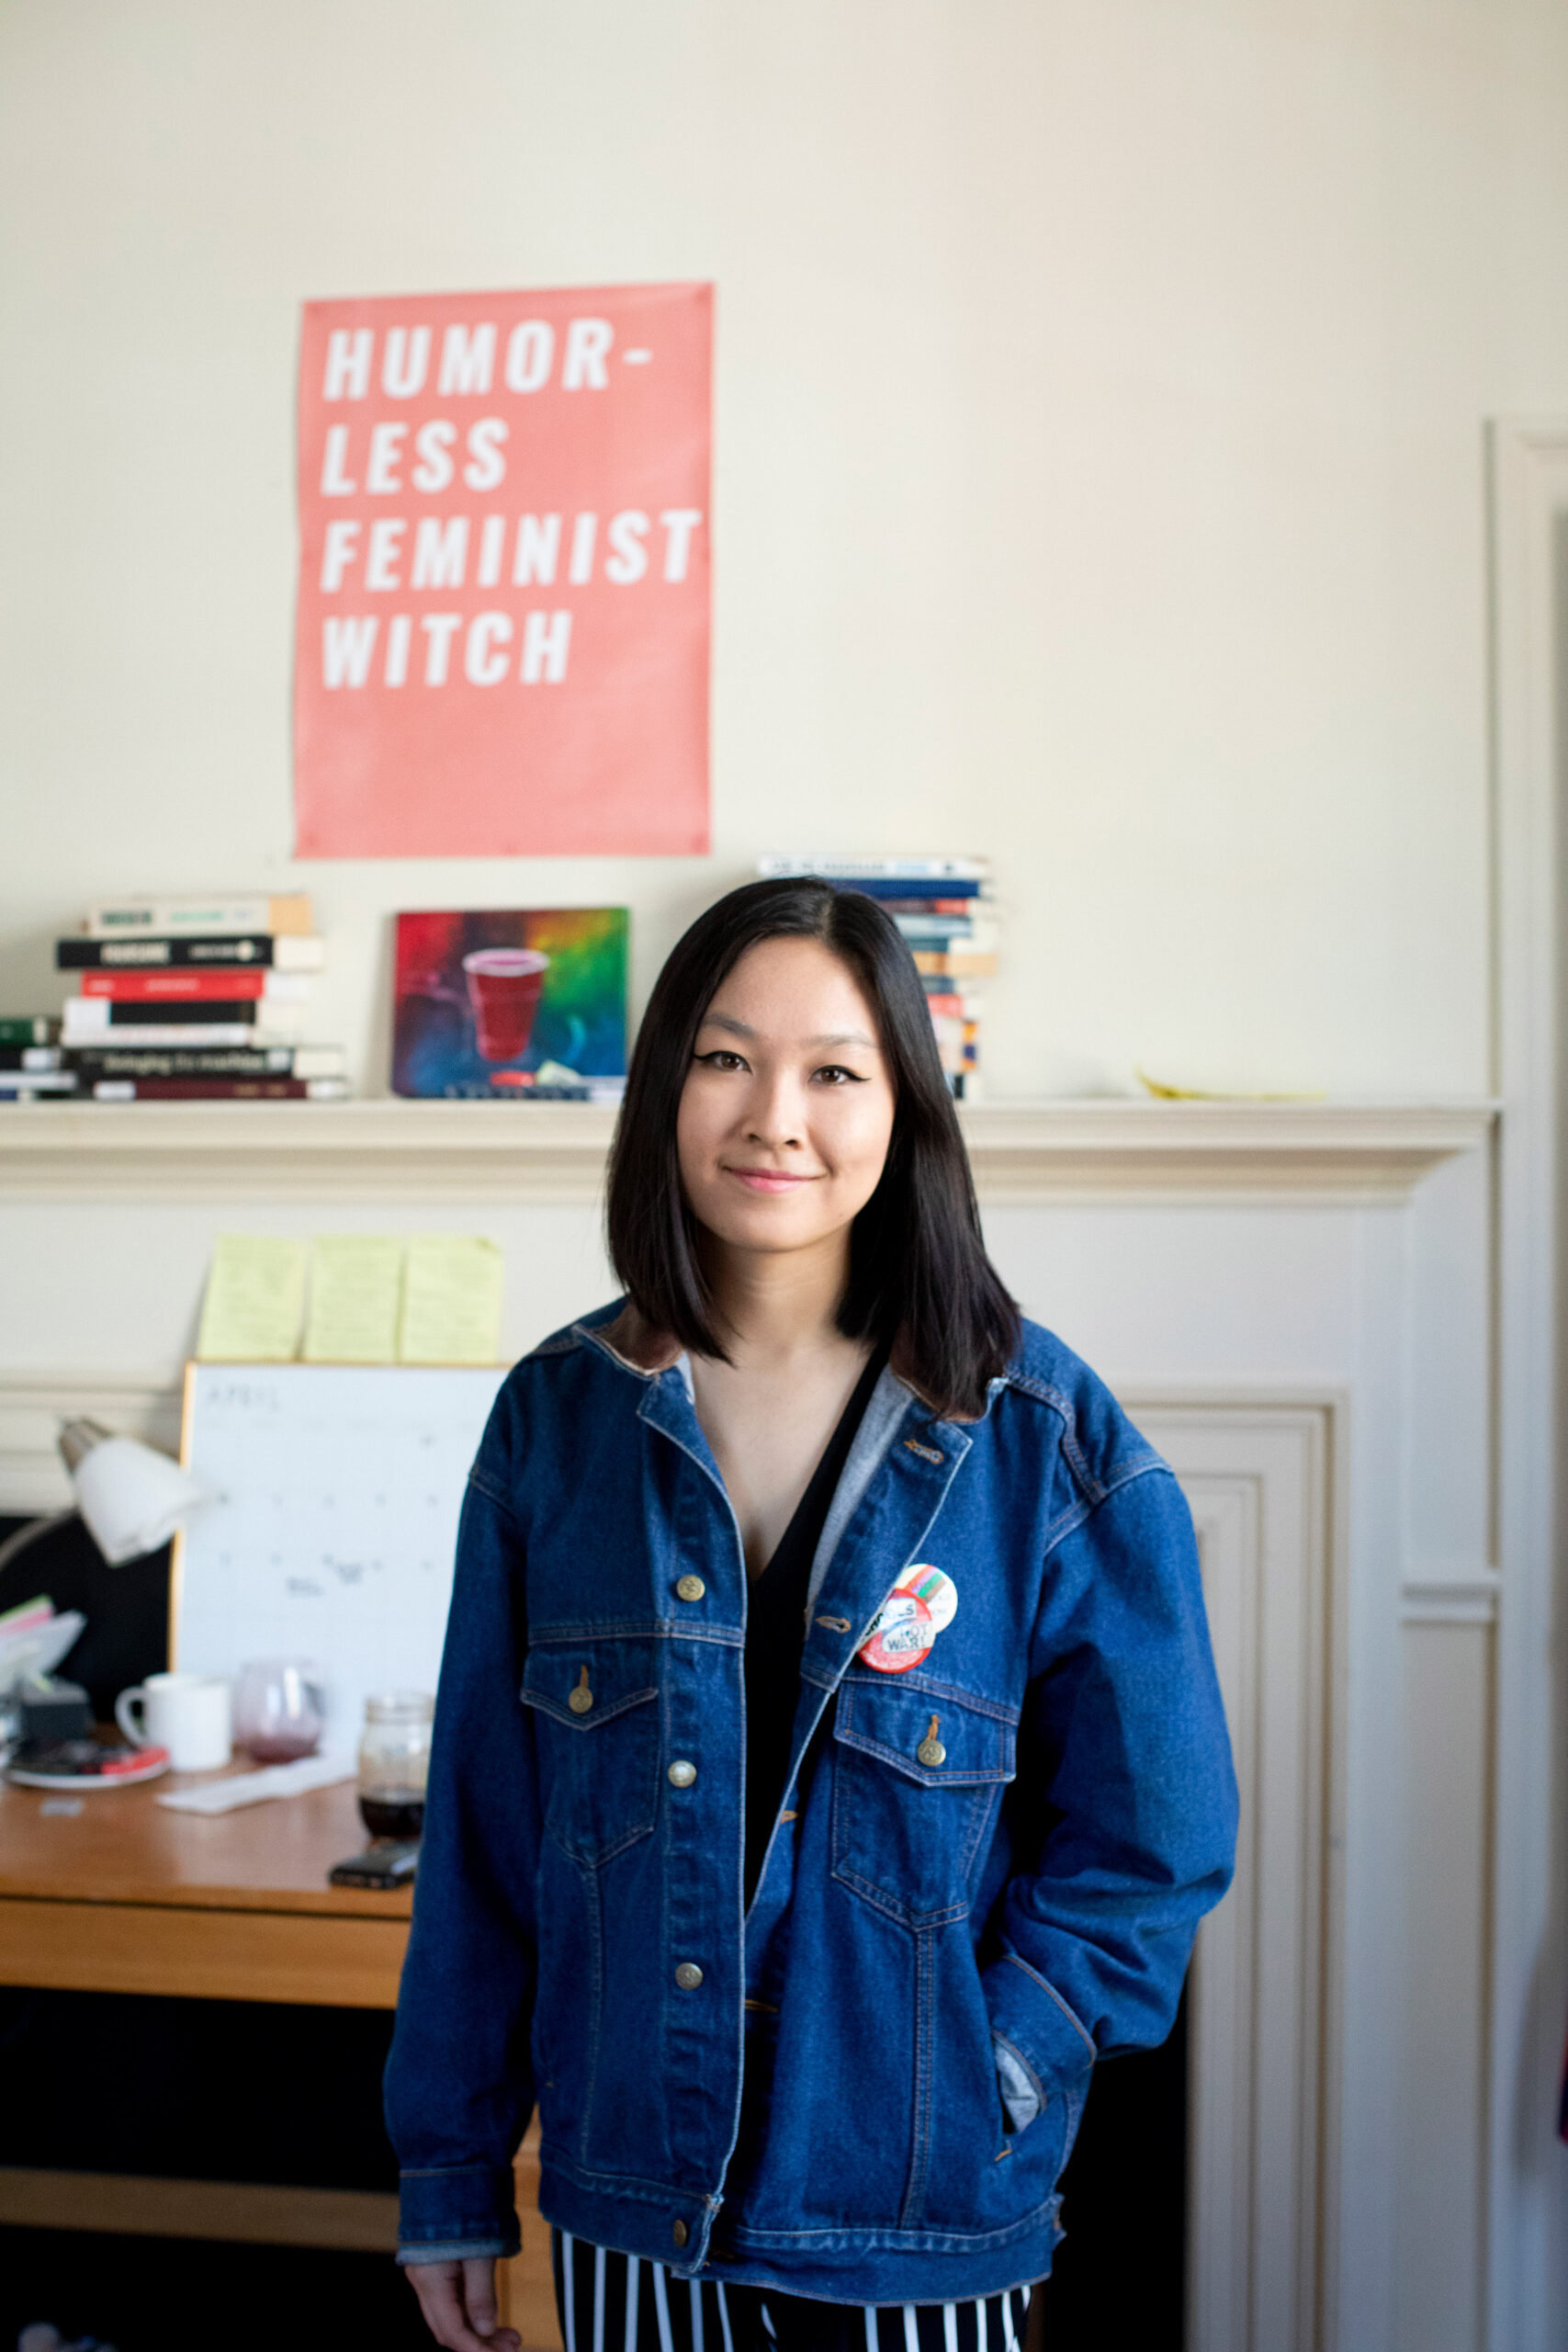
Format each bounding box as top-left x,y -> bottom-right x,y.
1123,1396 -> 1339,2352
0,1097 -> 1495,1206
1487,416 -> 1568,2352
1400,1574 -> 1502,1626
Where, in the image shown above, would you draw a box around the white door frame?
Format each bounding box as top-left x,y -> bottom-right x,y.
1486,418 -> 1568,2352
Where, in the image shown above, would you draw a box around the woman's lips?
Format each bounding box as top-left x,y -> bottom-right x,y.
724,1166 -> 817,1193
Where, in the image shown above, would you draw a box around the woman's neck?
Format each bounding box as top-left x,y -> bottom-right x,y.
690,1227 -> 873,1575
702,1229 -> 852,1366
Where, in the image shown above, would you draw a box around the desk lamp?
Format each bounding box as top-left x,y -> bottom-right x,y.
0,1420 -> 209,1760
0,1418 -> 209,1583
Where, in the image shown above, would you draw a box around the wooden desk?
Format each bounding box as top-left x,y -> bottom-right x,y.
0,1770 -> 561,2347
0,1769 -> 411,2005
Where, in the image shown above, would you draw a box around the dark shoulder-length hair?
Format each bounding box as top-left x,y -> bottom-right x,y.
605,876 -> 1020,1419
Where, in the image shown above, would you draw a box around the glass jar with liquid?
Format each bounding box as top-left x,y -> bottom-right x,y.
357,1690 -> 434,1842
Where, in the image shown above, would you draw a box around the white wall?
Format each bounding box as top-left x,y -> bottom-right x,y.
3,0 -> 1567,1097
0,10 -> 1553,2346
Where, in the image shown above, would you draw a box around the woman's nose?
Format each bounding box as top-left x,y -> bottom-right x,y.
743,1071 -> 805,1148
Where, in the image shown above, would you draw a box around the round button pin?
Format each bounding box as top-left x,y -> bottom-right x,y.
674,1962 -> 704,1990
858,1590 -> 933,1674
676,1574 -> 705,1602
668,1759 -> 697,1787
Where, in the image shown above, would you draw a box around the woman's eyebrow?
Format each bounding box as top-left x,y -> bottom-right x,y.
700,1012 -> 877,1050
700,1011 -> 879,1048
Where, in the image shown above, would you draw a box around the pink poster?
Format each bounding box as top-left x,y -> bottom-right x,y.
293,282 -> 711,858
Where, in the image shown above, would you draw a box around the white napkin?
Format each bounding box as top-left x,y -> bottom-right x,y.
155,1755 -> 356,1814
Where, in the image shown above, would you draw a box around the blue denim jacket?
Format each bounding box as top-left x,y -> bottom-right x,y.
386,1303 -> 1236,2306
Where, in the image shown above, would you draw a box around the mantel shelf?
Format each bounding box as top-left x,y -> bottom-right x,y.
0,1097 -> 1496,1205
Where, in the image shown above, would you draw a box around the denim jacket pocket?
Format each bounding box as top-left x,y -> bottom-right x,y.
521,1638 -> 660,1866
830,1672 -> 1017,1928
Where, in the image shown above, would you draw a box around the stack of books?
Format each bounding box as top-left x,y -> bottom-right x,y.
758,856 -> 996,1101
0,1016 -> 72,1102
51,892 -> 348,1101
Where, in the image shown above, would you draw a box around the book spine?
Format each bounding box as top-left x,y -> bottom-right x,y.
827,876 -> 990,899
66,996 -> 263,1026
90,1078 -> 348,1102
59,1022 -> 270,1047
0,1018 -> 58,1046
890,914 -> 999,945
0,1046 -> 62,1071
57,933 -> 324,972
859,898 -> 980,915
78,969 -> 273,1002
85,892 -> 313,937
909,950 -> 999,979
0,1072 -> 78,1093
62,1046 -> 308,1078
757,856 -> 988,885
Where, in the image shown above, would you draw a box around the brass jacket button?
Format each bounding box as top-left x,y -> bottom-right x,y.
568,1666 -> 594,1714
917,1713 -> 946,1768
672,2219 -> 690,2248
674,1962 -> 704,1990
675,1574 -> 705,1602
668,1759 -> 697,1788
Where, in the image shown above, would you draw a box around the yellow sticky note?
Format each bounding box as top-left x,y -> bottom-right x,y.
197,1234 -> 307,1362
398,1235 -> 505,1365
304,1236 -> 404,1363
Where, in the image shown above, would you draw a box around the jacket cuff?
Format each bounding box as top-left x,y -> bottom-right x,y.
398,2164 -> 521,2261
981,1950 -> 1098,2100
397,2239 -> 515,2267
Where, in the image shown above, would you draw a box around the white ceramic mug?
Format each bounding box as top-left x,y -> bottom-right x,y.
116,1671 -> 232,1772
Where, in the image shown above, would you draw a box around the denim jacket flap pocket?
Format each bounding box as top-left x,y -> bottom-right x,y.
833,1674 -> 1017,1787
831,1677 -> 1017,1928
521,1639 -> 660,1866
521,1641 -> 660,1732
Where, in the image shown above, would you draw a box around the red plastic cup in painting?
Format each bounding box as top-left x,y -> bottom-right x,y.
463,947 -> 550,1062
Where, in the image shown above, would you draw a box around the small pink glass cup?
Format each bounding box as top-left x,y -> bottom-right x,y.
233,1658 -> 325,1763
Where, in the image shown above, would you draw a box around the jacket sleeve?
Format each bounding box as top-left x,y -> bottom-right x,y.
384,1465 -> 541,2263
980,1463 -> 1237,2114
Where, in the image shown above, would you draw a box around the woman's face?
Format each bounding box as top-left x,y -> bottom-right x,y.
677,936 -> 897,1265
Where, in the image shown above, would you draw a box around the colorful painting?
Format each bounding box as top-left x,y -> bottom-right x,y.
392,909 -> 627,1099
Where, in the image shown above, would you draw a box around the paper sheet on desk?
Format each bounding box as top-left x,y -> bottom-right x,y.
156,1756 -> 355,1813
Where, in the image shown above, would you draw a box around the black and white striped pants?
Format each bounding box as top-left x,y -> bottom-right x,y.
553,2231 -> 1035,2352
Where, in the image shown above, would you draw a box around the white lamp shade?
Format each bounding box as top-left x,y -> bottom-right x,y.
71,1436 -> 209,1565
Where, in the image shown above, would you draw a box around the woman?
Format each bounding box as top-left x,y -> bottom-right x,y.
387,877 -> 1236,2352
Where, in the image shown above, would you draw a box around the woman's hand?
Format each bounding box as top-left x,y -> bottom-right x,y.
403,2256 -> 522,2351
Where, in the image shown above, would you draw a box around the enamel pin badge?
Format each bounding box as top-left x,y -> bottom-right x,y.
858,1565 -> 957,1673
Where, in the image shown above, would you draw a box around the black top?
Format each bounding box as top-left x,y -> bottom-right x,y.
742,1346 -> 889,1906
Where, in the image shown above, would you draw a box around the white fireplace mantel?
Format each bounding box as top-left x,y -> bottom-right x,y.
0,1096 -> 1495,1205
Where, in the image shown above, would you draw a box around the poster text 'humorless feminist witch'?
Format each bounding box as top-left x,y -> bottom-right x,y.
294,282 -> 710,858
